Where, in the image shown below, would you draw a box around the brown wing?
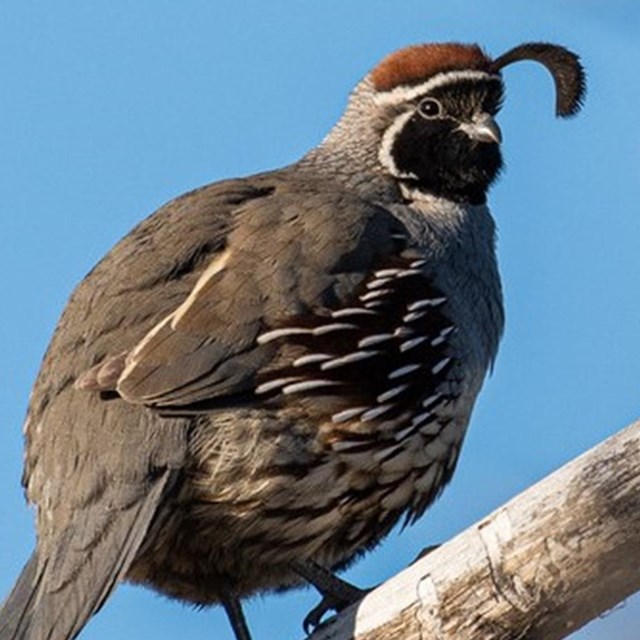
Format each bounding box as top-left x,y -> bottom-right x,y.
114,176 -> 408,409
25,177 -> 277,523
16,177 -> 277,640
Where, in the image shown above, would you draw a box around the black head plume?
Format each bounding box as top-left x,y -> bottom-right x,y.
491,42 -> 586,117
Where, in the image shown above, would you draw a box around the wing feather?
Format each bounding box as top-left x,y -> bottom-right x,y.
116,179 -> 407,409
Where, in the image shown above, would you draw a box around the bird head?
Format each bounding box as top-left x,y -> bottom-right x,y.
310,42 -> 585,205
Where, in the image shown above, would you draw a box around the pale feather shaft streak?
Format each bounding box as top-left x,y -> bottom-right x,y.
403,311 -> 427,323
407,297 -> 447,311
360,288 -> 392,302
331,308 -> 378,318
361,404 -> 395,421
432,357 -> 452,375
331,407 -> 369,423
396,268 -> 422,278
255,377 -> 303,394
257,327 -> 312,344
377,384 -> 410,403
400,336 -> 428,352
366,277 -> 392,289
431,326 -> 455,346
374,268 -> 403,278
321,350 -> 380,370
282,379 -> 342,394
411,411 -> 435,428
358,333 -> 395,348
292,354 -> 332,367
389,363 -> 421,379
393,424 -> 416,441
312,322 -> 358,336
422,393 -> 443,409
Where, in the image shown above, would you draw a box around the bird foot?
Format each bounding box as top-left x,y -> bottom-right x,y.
293,560 -> 370,635
303,586 -> 369,635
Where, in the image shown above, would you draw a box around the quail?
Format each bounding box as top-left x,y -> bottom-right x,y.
0,41 -> 585,640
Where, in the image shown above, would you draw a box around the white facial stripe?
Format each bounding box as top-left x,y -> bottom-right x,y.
374,70 -> 501,107
378,110 -> 417,179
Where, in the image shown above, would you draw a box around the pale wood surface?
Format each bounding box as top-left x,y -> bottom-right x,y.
308,420 -> 640,640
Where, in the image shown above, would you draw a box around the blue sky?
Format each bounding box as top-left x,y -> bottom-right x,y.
1,2 -> 639,639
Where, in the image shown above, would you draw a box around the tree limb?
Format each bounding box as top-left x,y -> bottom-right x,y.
308,420 -> 640,640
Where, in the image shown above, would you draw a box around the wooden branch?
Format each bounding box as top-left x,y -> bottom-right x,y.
309,420 -> 640,640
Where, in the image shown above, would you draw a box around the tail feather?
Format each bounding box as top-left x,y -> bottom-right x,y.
0,470 -> 175,640
0,553 -> 44,640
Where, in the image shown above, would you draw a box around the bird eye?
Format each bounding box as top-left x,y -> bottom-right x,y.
418,98 -> 442,119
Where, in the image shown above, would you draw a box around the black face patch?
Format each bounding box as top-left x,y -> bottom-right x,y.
387,78 -> 505,204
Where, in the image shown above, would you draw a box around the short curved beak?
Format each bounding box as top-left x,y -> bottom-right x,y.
457,113 -> 502,145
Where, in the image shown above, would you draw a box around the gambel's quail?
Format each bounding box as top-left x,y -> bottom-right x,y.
0,41 -> 585,640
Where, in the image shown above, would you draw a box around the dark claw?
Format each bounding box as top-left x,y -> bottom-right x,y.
303,595 -> 333,635
293,560 -> 371,634
303,587 -> 369,635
